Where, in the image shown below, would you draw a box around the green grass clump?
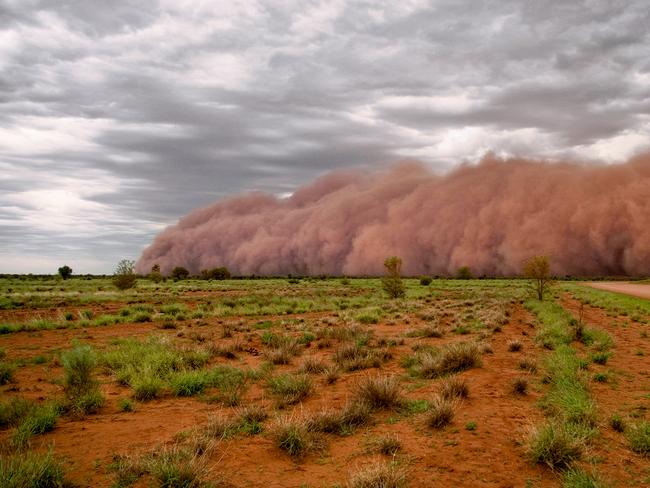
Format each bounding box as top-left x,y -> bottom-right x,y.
0,450 -> 68,487
0,397 -> 34,428
272,416 -> 324,458
562,467 -> 608,487
143,445 -> 209,488
527,422 -> 586,470
118,398 -> 135,412
0,360 -> 15,384
626,421 -> 650,456
581,328 -> 613,351
132,375 -> 165,401
12,403 -> 59,449
61,343 -> 104,414
609,414 -> 625,433
524,299 -> 573,349
267,374 -> 312,407
170,370 -> 208,397
205,366 -> 248,406
541,346 -> 597,428
101,337 -> 210,400
590,352 -> 610,365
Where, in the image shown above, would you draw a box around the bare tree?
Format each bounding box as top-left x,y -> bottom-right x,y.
523,255 -> 553,300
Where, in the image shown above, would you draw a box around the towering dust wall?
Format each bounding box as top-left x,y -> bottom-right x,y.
136,153 -> 650,277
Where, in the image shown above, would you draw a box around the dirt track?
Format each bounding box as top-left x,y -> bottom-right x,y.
583,281 -> 650,300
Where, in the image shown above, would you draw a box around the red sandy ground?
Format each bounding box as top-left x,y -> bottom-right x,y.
1,299 -> 648,487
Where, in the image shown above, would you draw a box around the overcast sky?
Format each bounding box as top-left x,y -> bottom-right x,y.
1,0 -> 649,274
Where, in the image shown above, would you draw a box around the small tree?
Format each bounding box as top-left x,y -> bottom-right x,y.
58,265 -> 72,280
523,255 -> 553,301
113,259 -> 137,290
382,256 -> 405,299
200,267 -> 231,280
456,266 -> 473,279
171,266 -> 190,280
149,264 -> 163,283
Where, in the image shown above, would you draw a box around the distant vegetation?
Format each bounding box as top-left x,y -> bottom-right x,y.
381,256 -> 405,299
57,265 -> 72,280
113,259 -> 137,290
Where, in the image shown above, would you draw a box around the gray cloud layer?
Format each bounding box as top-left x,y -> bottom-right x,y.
0,0 -> 649,273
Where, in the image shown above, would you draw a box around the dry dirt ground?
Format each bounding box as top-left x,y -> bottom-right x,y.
583,282 -> 650,300
1,279 -> 649,487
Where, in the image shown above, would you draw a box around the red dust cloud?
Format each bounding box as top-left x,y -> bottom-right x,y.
136,153 -> 650,277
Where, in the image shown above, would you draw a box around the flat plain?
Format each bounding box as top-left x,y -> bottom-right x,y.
1,277 -> 649,487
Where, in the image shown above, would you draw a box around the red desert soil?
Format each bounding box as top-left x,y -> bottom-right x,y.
583,281 -> 650,300
561,295 -> 650,485
1,305 -> 562,488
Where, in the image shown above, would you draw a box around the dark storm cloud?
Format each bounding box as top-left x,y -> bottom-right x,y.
0,0 -> 649,273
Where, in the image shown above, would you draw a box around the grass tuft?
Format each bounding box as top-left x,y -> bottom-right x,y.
527,422 -> 585,470
351,375 -> 404,411
426,395 -> 456,429
348,461 -> 407,488
626,421 -> 650,456
267,374 -> 312,407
